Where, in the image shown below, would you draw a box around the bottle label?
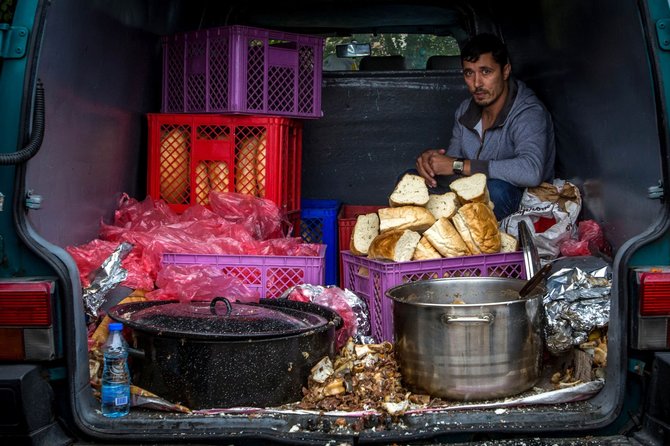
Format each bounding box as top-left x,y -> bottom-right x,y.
101,384 -> 130,405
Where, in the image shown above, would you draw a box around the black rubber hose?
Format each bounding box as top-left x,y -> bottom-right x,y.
0,79 -> 45,165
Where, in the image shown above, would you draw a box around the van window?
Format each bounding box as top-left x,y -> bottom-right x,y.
0,0 -> 17,23
323,33 -> 460,71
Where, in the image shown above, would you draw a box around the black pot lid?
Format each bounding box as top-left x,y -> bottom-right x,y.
109,297 -> 330,340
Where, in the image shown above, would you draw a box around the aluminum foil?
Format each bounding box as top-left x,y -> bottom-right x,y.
83,242 -> 133,318
281,284 -> 374,344
543,256 -> 611,355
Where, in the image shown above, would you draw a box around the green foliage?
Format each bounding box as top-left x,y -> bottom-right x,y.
0,0 -> 15,23
324,33 -> 460,69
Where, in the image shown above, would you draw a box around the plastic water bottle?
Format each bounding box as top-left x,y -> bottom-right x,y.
101,322 -> 130,417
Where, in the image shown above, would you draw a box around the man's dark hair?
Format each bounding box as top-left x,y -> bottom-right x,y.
460,33 -> 509,67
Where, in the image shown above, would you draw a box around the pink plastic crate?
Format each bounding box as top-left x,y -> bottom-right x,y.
162,25 -> 323,118
162,245 -> 326,298
341,250 -> 526,342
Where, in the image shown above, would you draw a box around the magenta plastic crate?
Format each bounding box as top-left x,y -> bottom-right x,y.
162,245 -> 326,298
162,25 -> 323,118
341,250 -> 527,342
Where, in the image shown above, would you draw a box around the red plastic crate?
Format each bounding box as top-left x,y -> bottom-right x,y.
341,250 -> 526,342
147,114 -> 302,214
162,25 -> 323,119
337,205 -> 386,287
162,245 -> 325,299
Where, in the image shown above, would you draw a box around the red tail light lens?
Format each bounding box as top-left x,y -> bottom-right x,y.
0,282 -> 52,326
639,272 -> 670,316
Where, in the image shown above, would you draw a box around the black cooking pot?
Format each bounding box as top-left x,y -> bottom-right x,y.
107,297 -> 341,409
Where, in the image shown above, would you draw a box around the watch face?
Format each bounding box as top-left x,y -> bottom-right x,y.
453,159 -> 464,173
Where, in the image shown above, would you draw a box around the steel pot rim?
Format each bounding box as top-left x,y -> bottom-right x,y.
385,276 -> 545,307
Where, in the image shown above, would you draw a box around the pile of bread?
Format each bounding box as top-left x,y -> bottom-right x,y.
350,173 -> 518,262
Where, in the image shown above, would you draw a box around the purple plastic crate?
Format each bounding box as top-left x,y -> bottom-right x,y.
162,25 -> 323,118
162,244 -> 326,298
341,250 -> 526,342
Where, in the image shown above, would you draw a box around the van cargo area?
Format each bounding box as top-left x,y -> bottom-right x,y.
2,0 -> 670,445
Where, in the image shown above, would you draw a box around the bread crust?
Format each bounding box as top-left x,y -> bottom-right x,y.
424,217 -> 471,257
452,202 -> 501,254
449,173 -> 490,205
412,235 -> 442,260
350,212 -> 380,256
368,229 -> 421,262
378,205 -> 436,233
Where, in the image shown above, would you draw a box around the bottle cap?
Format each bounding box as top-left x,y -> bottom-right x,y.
108,322 -> 123,331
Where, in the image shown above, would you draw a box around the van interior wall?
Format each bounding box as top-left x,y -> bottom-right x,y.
301,73 -> 470,205
493,0 -> 663,251
28,0 -> 161,247
26,0 -> 665,255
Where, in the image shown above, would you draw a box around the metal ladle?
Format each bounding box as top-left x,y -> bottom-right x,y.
518,263 -> 552,298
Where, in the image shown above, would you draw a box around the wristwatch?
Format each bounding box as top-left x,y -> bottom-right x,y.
452,158 -> 465,175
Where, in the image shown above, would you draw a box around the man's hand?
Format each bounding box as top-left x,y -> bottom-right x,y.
416,149 -> 451,188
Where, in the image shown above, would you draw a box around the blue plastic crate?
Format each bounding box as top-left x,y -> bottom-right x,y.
300,199 -> 340,285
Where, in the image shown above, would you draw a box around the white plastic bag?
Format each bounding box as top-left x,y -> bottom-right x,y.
499,179 -> 582,259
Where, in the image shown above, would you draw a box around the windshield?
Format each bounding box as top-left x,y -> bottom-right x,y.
323,33 -> 460,70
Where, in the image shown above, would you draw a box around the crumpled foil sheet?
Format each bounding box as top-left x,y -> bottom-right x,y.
281,284 -> 374,344
543,256 -> 612,355
83,242 -> 133,318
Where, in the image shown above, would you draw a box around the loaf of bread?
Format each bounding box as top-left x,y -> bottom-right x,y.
451,202 -> 501,254
412,235 -> 442,260
350,212 -> 380,256
368,229 -> 421,262
500,232 -> 519,252
423,217 -> 471,258
449,173 -> 494,210
194,161 -> 210,205
160,128 -> 189,204
378,205 -> 436,233
426,192 -> 460,220
389,173 -> 429,207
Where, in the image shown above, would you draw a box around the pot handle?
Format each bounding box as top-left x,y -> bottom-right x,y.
210,296 -> 233,316
441,313 -> 494,324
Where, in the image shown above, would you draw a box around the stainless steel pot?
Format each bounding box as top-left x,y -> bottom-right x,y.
386,277 -> 545,401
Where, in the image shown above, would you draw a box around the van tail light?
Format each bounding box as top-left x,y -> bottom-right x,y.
639,273 -> 670,316
0,280 -> 56,361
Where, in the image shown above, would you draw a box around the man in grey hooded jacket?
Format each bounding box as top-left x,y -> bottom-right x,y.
415,33 -> 556,220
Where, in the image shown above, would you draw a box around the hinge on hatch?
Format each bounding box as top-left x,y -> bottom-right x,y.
648,180 -> 664,199
0,23 -> 28,59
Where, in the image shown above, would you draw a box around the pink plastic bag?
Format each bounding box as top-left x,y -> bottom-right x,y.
66,239 -> 154,290
578,219 -> 611,256
285,285 -> 358,349
558,238 -> 591,257
209,191 -> 286,240
559,219 -> 611,257
145,264 -> 260,303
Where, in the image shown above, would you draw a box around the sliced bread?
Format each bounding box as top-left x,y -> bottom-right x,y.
500,232 -> 519,253
349,212 -> 380,256
423,217 -> 471,258
368,229 -> 421,262
451,202 -> 501,254
412,235 -> 442,260
449,173 -> 491,205
426,191 -> 460,220
389,173 -> 429,207
378,205 -> 436,233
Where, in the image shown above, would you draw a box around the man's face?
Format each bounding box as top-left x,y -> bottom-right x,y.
462,52 -> 511,107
